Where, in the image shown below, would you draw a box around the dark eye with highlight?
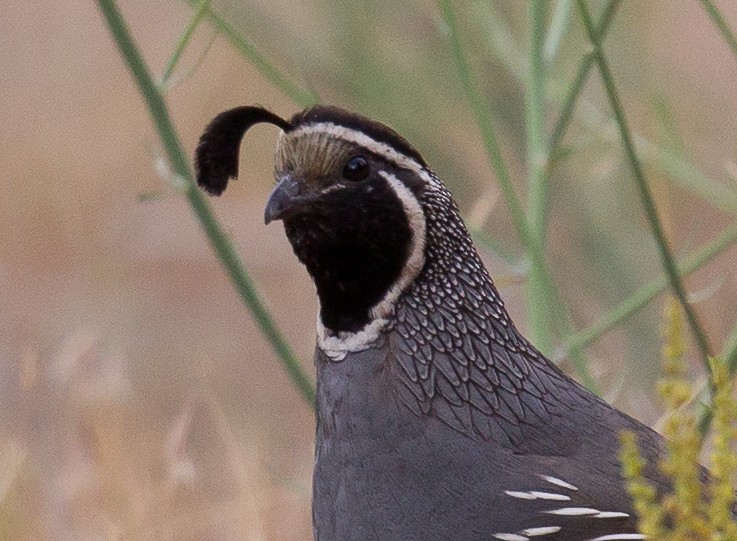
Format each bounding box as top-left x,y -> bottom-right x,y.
342,155 -> 370,182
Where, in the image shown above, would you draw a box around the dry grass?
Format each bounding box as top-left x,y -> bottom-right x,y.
2,331 -> 312,540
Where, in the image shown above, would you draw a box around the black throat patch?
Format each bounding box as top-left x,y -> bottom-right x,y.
283,177 -> 412,334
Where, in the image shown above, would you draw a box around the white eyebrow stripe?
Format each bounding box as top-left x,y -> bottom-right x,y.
540,475 -> 578,491
286,122 -> 437,185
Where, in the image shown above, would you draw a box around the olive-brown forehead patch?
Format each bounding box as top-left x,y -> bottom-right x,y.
275,131 -> 358,187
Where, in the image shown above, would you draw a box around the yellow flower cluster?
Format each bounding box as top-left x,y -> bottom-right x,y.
620,300 -> 737,540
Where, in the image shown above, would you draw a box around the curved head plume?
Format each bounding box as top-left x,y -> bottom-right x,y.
195,106 -> 292,195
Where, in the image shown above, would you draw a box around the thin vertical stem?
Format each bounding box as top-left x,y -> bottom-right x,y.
161,0 -> 212,84
526,0 -> 552,352
544,0 -> 573,66
550,0 -> 622,155
438,0 -> 527,251
697,319 -> 737,435
563,222 -> 737,357
96,0 -> 316,407
699,0 -> 737,62
576,0 -> 714,381
185,0 -> 317,107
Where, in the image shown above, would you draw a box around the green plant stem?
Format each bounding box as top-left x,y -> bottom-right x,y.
543,0 -> 573,66
470,229 -> 519,266
717,322 -> 737,433
478,0 -> 737,218
526,0 -> 553,353
549,0 -> 621,155
577,0 -> 714,379
476,2 -> 733,372
440,0 -> 598,392
697,321 -> 737,435
638,138 -> 737,215
186,0 -> 317,108
724,323 -> 737,374
439,0 -> 528,253
699,0 -> 737,61
161,0 -> 211,84
476,1 -> 527,81
563,222 -> 737,357
96,0 -> 316,407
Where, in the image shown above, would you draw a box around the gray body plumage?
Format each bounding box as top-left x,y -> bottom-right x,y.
314,348 -> 660,540
313,175 -> 665,541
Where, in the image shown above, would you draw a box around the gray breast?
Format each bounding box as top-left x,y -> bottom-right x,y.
311,341 -> 655,541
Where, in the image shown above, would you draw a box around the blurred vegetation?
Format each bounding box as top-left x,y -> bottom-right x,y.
621,300 -> 737,539
2,0 -> 737,538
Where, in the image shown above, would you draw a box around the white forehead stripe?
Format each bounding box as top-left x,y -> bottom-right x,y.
317,170 -> 427,360
286,122 -> 439,187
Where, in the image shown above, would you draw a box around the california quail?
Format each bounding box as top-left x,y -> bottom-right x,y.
195,105 -> 672,541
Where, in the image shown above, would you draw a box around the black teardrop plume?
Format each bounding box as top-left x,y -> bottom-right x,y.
195,106 -> 292,195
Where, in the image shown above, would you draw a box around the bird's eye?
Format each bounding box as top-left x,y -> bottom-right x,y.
342,155 -> 370,182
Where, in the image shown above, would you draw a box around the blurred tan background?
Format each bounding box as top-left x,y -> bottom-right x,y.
1,1 -> 737,539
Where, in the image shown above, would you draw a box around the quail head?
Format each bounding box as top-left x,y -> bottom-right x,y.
195,105 -> 672,541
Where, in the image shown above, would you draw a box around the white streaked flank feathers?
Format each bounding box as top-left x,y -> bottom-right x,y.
594,511 -> 630,519
545,507 -> 601,516
540,475 -> 578,491
505,490 -> 538,500
493,534 -> 529,541
494,474 -> 635,541
506,490 -> 570,501
529,491 -> 571,501
522,526 -> 562,536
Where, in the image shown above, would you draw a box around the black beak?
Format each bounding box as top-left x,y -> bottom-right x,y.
264,175 -> 307,224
